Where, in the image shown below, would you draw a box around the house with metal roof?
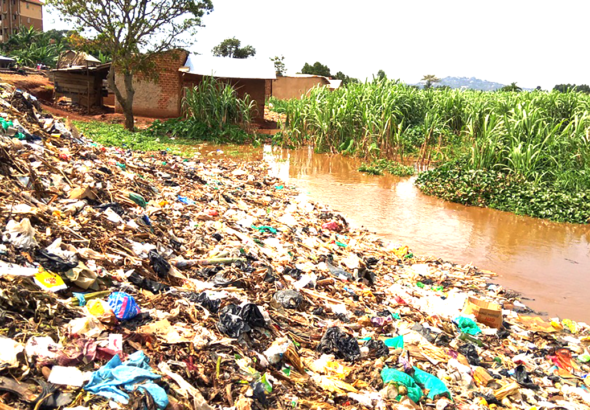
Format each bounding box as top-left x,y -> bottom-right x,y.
180,54 -> 276,121
113,51 -> 276,120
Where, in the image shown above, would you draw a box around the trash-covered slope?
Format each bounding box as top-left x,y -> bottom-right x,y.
1,83 -> 589,410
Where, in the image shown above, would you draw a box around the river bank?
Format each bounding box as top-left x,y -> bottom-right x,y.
3,91 -> 590,409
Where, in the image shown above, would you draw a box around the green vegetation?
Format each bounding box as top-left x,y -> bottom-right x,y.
73,121 -> 201,156
359,159 -> 415,176
212,37 -> 256,59
48,0 -> 213,130
1,27 -> 69,68
149,76 -> 258,144
416,161 -> 590,224
300,61 -> 358,85
270,80 -> 590,223
553,84 -> 590,94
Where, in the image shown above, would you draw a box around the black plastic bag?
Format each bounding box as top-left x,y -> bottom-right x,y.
241,303 -> 266,328
283,266 -> 302,280
184,292 -> 221,314
458,344 -> 481,366
197,266 -> 223,279
128,272 -> 170,294
250,382 -> 268,406
36,249 -> 78,273
357,268 -> 376,285
317,327 -> 361,362
148,250 -> 170,278
515,364 -> 539,390
365,338 -> 389,358
217,303 -> 266,338
273,290 -> 303,309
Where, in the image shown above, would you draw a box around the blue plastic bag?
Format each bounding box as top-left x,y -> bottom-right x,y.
108,292 -> 140,320
85,351 -> 168,408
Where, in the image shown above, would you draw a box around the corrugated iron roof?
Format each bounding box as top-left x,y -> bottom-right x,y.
0,56 -> 15,62
183,54 -> 276,80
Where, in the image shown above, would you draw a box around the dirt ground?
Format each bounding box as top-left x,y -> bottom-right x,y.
0,72 -> 54,102
41,103 -> 159,128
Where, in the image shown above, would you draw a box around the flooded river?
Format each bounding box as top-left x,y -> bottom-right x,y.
205,145 -> 590,322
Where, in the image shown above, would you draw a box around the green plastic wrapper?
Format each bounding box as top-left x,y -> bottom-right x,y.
251,225 -> 277,234
380,368 -> 423,403
454,316 -> 482,335
129,192 -> 147,208
384,335 -> 404,349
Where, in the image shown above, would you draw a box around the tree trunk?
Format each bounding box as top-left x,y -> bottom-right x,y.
107,65 -> 136,131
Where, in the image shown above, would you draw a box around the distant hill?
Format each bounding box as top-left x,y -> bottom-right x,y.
438,76 -> 506,91
410,76 -> 532,91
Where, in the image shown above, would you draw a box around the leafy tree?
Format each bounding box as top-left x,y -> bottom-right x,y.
500,82 -> 522,92
270,55 -> 286,76
301,62 -> 331,77
1,27 -> 68,67
553,84 -> 590,94
421,74 -> 440,90
377,69 -> 387,80
334,71 -> 358,86
212,37 -> 256,59
47,0 -> 213,131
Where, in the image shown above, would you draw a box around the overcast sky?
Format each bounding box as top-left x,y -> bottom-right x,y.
44,0 -> 589,90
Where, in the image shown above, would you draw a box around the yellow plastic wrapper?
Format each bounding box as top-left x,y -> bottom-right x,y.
87,299 -> 109,316
34,269 -> 67,292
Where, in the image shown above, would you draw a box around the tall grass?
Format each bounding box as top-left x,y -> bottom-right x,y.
183,76 -> 256,130
147,76 -> 258,144
270,81 -> 590,192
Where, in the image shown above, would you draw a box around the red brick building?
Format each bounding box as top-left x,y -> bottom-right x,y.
0,0 -> 43,41
114,51 -> 276,121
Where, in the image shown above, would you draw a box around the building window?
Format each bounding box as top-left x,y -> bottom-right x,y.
27,17 -> 30,23
13,14 -> 16,20
26,2 -> 29,8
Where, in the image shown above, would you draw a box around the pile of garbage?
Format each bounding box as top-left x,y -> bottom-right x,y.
1,81 -> 590,410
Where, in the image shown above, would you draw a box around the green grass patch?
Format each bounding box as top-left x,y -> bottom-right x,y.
359,159 -> 415,177
73,121 -> 203,157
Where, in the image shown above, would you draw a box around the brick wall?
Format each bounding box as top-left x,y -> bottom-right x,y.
272,76 -> 329,100
183,74 -> 268,122
115,50 -> 188,118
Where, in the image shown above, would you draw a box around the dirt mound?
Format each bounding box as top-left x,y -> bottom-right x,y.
0,72 -> 54,102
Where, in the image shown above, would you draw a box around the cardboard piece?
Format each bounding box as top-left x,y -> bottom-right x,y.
462,297 -> 503,329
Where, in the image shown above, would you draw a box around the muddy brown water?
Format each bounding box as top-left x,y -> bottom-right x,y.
201,145 -> 590,322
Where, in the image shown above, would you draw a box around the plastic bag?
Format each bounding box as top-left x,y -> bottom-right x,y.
36,249 -> 79,273
148,250 -> 170,278
365,339 -> 389,358
381,368 -> 423,403
458,344 -> 481,366
217,303 -> 266,338
454,316 -> 482,335
273,290 -> 303,309
317,327 -> 361,362
2,218 -> 37,250
385,335 -> 404,349
514,364 -> 539,390
107,292 -> 140,320
128,272 -> 170,294
412,367 -> 452,400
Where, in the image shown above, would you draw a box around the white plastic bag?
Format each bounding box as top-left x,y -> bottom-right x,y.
2,218 -> 37,249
